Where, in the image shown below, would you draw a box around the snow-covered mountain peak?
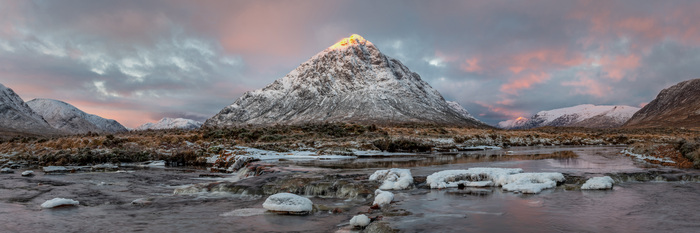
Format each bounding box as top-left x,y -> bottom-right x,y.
27,98 -> 128,134
0,83 -> 56,135
328,34 -> 371,50
136,117 -> 203,130
205,34 -> 488,127
499,104 -> 640,129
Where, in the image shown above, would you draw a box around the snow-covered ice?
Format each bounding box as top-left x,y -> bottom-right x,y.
426,168 -> 564,194
0,168 -> 12,173
621,149 -> 675,164
350,214 -> 371,228
21,170 -> 34,176
369,168 -> 413,190
220,208 -> 267,217
581,176 -> 614,190
373,189 -> 394,206
426,168 -> 522,189
41,198 -> 79,208
262,193 -> 313,214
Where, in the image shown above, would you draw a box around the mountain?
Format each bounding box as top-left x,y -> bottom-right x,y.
446,101 -> 485,123
26,98 -> 128,134
624,79 -> 700,128
0,84 -> 57,136
499,104 -> 640,129
205,34 -> 488,128
136,118 -> 203,130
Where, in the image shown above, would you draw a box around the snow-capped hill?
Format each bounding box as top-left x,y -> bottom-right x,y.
26,98 -> 128,134
136,118 -> 203,130
0,83 -> 57,135
499,104 -> 640,129
498,117 -> 529,129
205,34 -> 489,127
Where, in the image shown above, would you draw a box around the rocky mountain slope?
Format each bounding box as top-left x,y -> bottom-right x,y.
26,98 -> 128,134
136,117 -> 203,130
624,79 -> 700,128
0,84 -> 57,135
205,34 -> 488,127
499,104 -> 640,129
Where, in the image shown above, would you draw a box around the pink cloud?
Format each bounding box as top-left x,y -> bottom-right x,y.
500,72 -> 551,95
599,54 -> 640,81
475,101 -> 526,119
460,58 -> 482,73
561,73 -> 611,97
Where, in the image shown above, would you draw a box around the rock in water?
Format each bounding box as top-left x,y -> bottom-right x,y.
624,79 -> 700,128
26,98 -> 127,134
0,83 -> 57,136
205,34 -> 488,127
262,193 -> 313,215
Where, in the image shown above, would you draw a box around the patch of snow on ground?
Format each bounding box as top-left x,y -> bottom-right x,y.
369,168 -> 413,190
581,176 -> 614,190
41,198 -> 79,208
262,193 -> 313,213
621,149 -> 675,164
426,168 -> 565,194
350,214 -> 371,228
373,189 -> 394,206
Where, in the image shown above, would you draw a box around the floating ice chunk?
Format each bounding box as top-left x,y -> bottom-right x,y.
426,168 -> 522,189
143,160 -> 166,167
350,214 -> 371,228
21,170 -> 34,176
41,198 -> 79,208
373,189 -> 394,206
369,168 -> 413,190
581,176 -> 614,190
262,193 -> 313,214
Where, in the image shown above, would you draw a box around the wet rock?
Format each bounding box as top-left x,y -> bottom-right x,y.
178,172 -> 376,199
364,221 -> 398,233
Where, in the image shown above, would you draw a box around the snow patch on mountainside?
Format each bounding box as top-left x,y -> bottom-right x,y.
0,83 -> 56,135
499,104 -> 640,129
27,98 -> 127,134
136,118 -> 203,130
205,34 -> 488,127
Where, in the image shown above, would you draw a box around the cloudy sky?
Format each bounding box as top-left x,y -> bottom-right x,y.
1,0 -> 699,127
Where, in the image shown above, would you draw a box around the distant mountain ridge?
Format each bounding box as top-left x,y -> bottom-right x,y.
0,83 -> 57,135
625,79 -> 700,128
499,104 -> 640,129
27,98 -> 127,134
205,34 -> 488,128
136,117 -> 203,130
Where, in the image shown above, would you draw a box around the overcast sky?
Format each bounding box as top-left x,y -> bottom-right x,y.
1,0 -> 699,127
